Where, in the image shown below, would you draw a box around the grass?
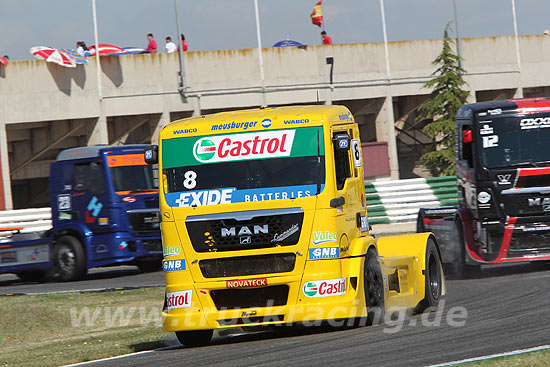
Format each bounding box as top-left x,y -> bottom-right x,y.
460,349 -> 550,366
0,287 -> 167,367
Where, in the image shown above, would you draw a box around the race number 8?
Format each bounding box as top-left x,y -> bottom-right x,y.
183,170 -> 197,189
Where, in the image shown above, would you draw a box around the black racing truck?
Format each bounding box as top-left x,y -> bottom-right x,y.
417,98 -> 550,277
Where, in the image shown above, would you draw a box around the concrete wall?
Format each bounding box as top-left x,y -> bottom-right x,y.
1,35 -> 550,208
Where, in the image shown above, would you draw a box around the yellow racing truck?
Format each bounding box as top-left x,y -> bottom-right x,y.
145,105 -> 444,346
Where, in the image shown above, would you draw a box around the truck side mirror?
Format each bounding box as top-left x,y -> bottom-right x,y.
333,134 -> 351,150
144,145 -> 158,164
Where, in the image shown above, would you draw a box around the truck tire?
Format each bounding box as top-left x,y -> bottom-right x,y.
53,236 -> 87,281
364,248 -> 385,325
16,269 -> 51,283
136,260 -> 162,272
414,237 -> 443,313
175,330 -> 213,347
450,219 -> 481,279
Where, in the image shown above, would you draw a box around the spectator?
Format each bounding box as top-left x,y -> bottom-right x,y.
179,34 -> 188,52
76,41 -> 90,56
146,33 -> 157,53
2,55 -> 9,60
165,36 -> 177,53
321,31 -> 332,45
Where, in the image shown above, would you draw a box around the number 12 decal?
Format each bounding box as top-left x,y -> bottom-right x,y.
482,135 -> 499,148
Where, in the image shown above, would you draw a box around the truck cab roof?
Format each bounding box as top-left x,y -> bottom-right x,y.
56,144 -> 149,162
458,97 -> 550,118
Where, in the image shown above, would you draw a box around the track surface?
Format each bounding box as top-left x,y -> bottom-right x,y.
0,266 -> 164,294
78,262 -> 550,367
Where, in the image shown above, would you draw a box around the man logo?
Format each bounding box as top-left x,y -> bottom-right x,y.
240,236 -> 252,245
528,197 -> 550,211
193,139 -> 216,161
497,174 -> 512,185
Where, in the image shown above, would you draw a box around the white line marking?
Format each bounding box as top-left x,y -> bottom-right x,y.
62,350 -> 153,366
428,344 -> 550,366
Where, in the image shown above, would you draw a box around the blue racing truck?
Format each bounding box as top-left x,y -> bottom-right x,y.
0,145 -> 162,282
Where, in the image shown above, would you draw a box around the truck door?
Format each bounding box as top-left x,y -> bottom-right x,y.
71,161 -> 110,234
457,119 -> 476,210
331,124 -> 366,255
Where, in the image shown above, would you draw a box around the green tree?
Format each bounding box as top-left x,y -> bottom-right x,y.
416,23 -> 469,176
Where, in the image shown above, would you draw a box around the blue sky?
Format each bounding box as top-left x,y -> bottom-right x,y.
2,0 -> 550,60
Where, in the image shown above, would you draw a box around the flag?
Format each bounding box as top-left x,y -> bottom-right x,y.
311,1 -> 323,28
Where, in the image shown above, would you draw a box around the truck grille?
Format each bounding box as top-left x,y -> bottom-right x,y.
501,194 -> 550,216
186,208 -> 304,252
210,285 -> 289,310
199,253 -> 296,278
128,210 -> 161,232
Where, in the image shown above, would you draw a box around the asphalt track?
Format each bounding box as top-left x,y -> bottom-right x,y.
71,262 -> 550,367
0,266 -> 164,294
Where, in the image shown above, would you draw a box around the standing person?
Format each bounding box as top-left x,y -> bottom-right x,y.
146,33 -> 157,53
165,36 -> 177,53
180,34 -> 188,52
321,31 -> 332,45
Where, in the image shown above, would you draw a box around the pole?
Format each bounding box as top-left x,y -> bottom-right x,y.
511,0 -> 522,71
92,0 -> 102,100
253,0 -> 267,107
174,0 -> 187,94
379,0 -> 391,81
452,0 -> 463,68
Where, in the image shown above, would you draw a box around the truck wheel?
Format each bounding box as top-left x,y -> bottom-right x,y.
414,238 -> 443,313
175,330 -> 213,347
53,236 -> 87,281
16,269 -> 51,283
449,220 -> 480,279
364,248 -> 385,325
136,260 -> 162,272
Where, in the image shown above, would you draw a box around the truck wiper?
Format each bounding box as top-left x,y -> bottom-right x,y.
492,161 -> 537,169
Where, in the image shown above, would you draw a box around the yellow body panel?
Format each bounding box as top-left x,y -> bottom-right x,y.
157,105 -> 443,332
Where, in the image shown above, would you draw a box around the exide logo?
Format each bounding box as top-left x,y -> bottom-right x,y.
192,130 -> 295,163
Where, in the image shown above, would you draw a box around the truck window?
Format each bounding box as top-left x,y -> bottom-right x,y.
461,124 -> 474,168
333,132 -> 352,190
73,162 -> 105,195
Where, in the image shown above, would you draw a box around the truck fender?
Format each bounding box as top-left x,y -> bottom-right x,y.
348,235 -> 376,257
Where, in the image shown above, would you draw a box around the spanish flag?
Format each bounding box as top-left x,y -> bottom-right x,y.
311,1 -> 323,28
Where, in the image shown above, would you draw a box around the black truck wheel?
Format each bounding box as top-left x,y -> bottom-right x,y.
16,269 -> 51,283
414,237 -> 443,313
364,248 -> 385,325
53,236 -> 87,281
136,260 -> 162,272
175,330 -> 213,347
449,219 -> 480,279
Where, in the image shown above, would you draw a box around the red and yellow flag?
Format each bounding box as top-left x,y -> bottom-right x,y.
311,1 -> 323,28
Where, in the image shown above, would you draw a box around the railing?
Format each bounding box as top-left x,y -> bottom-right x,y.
0,208 -> 52,234
365,176 -> 458,225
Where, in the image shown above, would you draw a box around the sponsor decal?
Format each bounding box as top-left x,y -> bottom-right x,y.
226,278 -> 268,288
284,119 -> 310,124
58,212 -> 71,220
221,225 -> 268,237
479,124 -> 494,135
261,119 -> 272,128
85,196 -> 103,223
302,278 -> 346,298
122,196 -> 136,203
482,135 -> 499,148
193,130 -> 295,163
520,117 -> 550,130
107,154 -> 146,167
166,290 -> 192,310
211,121 -> 258,131
163,244 -> 181,257
96,244 -> 108,253
163,259 -> 186,272
0,245 -> 49,266
497,174 -> 512,185
271,223 -> 299,243
309,247 -> 339,260
57,194 -> 71,211
487,109 -> 502,115
528,197 -> 550,212
311,231 -> 337,246
477,191 -> 491,204
119,241 -> 128,250
338,114 -> 350,121
98,217 -> 109,225
64,184 -> 72,191
165,184 -> 320,207
360,215 -> 369,233
173,128 -> 197,135
199,289 -> 208,295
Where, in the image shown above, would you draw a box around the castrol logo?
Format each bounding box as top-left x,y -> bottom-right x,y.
192,130 -> 296,163
166,290 -> 192,309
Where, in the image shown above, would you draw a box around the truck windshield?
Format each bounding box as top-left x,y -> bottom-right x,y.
480,114 -> 550,168
107,154 -> 157,192
162,127 -> 325,207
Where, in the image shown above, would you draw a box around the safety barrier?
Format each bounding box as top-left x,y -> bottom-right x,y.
0,208 -> 52,234
365,176 -> 458,225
